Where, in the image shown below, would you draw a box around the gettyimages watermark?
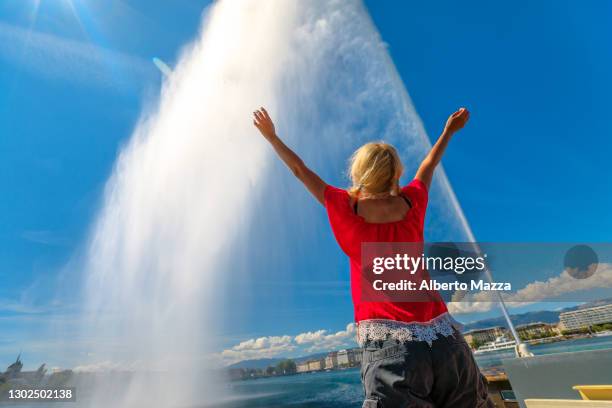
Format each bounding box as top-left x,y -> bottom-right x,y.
360,242 -> 608,303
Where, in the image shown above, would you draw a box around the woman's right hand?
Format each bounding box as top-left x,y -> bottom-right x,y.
251,106 -> 327,205
253,107 -> 277,141
444,107 -> 470,134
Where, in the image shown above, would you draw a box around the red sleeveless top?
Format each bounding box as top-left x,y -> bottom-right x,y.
324,179 -> 448,324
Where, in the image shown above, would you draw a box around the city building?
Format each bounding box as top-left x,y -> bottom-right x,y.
348,348 -> 362,365
463,326 -> 507,345
516,322 -> 557,338
4,353 -> 23,379
336,349 -> 361,367
294,349 -> 365,374
307,359 -> 324,371
559,304 -> 612,331
325,352 -> 338,369
337,349 -> 350,366
1,354 -> 47,385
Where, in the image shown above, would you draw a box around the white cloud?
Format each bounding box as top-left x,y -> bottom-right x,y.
505,263 -> 611,302
0,22 -> 154,90
220,337 -> 296,364
0,299 -> 48,314
294,330 -> 327,344
73,360 -> 139,373
295,323 -> 356,352
21,230 -> 70,246
232,335 -> 293,352
448,263 -> 612,314
218,323 -> 357,365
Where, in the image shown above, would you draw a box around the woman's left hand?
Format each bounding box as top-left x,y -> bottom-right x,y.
444,107 -> 470,134
253,107 -> 277,141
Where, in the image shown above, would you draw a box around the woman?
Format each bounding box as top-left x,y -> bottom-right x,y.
253,107 -> 493,408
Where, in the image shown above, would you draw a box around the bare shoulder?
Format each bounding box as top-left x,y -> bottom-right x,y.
356,196 -> 411,223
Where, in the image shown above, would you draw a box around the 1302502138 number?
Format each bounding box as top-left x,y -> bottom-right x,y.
7,388 -> 75,401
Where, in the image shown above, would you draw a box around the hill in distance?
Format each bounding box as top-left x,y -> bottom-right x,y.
463,297 -> 612,331
227,352 -> 335,370
228,358 -> 284,370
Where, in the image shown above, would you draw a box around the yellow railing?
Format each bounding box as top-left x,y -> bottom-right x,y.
573,386 -> 612,401
524,385 -> 612,407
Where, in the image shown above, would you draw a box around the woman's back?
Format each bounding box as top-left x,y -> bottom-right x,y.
324,179 -> 447,326
352,194 -> 411,224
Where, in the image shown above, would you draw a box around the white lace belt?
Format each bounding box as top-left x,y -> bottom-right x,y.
356,313 -> 463,347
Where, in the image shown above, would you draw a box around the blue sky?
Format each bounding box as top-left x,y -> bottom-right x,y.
1,0 -> 611,368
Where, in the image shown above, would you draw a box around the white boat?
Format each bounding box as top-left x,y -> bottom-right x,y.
474,336 -> 517,354
594,330 -> 612,337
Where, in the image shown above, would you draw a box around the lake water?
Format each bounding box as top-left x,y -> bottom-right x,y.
218,335 -> 612,408
3,336 -> 610,408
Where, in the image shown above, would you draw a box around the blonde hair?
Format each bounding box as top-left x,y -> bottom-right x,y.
348,142 -> 403,197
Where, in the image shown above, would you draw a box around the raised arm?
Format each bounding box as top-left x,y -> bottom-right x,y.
415,107 -> 470,189
253,107 -> 326,205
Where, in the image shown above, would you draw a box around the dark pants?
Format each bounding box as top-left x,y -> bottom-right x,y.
360,332 -> 494,408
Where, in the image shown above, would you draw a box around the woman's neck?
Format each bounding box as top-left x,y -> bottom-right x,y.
359,190 -> 395,200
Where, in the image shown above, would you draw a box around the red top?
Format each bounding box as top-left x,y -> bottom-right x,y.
324,179 -> 448,324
